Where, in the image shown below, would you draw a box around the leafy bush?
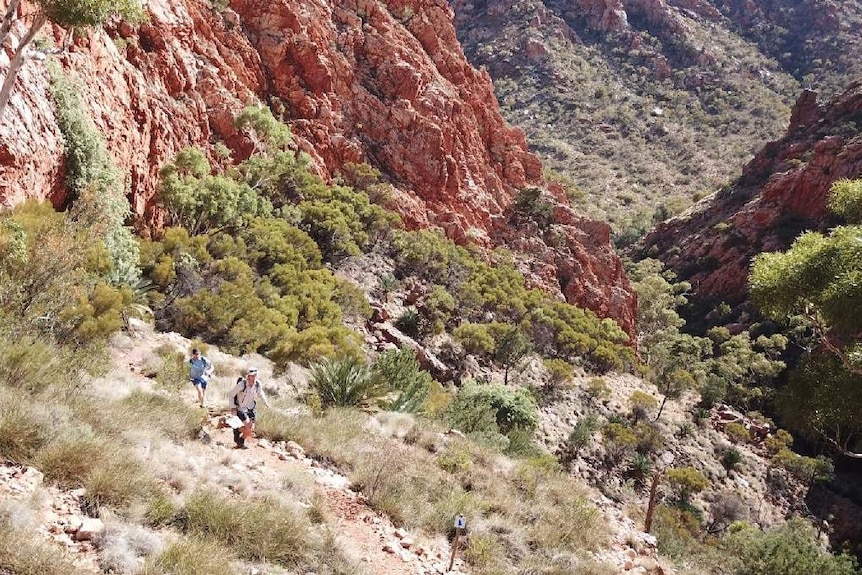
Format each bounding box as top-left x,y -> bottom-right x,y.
309,356 -> 384,408
561,413 -> 600,461
158,148 -> 272,236
448,382 -> 539,436
651,503 -> 703,558
664,466 -> 710,502
723,519 -> 858,575
632,422 -> 665,455
372,348 -> 435,413
49,63 -> 140,287
586,377 -> 611,399
725,422 -> 750,444
770,448 -> 834,483
764,429 -> 793,455
394,308 -> 420,337
543,357 -> 574,392
420,285 -> 456,335
629,390 -> 658,422
452,322 -> 495,356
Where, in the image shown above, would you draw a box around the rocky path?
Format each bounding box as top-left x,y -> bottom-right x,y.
0,414 -> 467,575
204,414 -> 468,575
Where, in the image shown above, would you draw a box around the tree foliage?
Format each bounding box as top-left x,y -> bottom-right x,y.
750,178 -> 862,457
0,0 -> 145,120
723,519 -> 858,575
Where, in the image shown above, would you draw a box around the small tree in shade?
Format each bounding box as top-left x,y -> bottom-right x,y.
0,0 -> 145,120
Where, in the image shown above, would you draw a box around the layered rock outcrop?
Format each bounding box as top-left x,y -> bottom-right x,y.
640,81 -> 862,304
0,0 -> 636,333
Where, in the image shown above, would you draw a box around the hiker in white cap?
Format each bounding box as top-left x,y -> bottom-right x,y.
228,367 -> 271,449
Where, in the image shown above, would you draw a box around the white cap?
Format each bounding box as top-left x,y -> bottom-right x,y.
247,367 -> 258,375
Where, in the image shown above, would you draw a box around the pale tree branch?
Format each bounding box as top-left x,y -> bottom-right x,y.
0,0 -> 23,50
0,9 -> 48,120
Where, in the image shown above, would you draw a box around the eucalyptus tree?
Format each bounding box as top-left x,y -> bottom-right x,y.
750,178 -> 862,458
0,0 -> 144,120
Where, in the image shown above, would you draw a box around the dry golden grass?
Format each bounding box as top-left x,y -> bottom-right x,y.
140,536 -> 237,575
0,505 -> 87,575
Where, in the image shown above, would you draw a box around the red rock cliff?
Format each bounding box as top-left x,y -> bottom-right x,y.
0,0 -> 635,334
641,81 -> 862,303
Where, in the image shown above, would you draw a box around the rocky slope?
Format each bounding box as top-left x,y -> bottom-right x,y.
639,81 -> 862,307
0,0 -> 635,334
450,0 -> 862,233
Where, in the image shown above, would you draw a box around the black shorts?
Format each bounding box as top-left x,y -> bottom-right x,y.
237,409 -> 256,422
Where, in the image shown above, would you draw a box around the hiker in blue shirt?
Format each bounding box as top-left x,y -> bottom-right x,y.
189,348 -> 214,408
228,367 -> 271,449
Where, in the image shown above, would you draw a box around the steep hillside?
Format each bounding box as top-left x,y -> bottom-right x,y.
639,81 -> 862,309
713,0 -> 862,96
450,0 -> 862,235
0,0 -> 635,333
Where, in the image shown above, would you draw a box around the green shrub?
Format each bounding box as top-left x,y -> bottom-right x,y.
764,429 -> 793,454
601,422 -> 637,466
421,285 -> 456,335
309,356 -> 384,408
448,382 -> 539,436
665,466 -> 710,502
394,308 -> 420,337
725,422 -> 750,444
720,447 -> 744,470
770,448 -> 834,483
723,519 -> 858,575
562,413 -> 600,460
629,390 -> 658,421
633,422 -> 665,454
586,377 -> 611,399
651,504 -> 703,558
452,322 -> 495,356
436,443 -> 474,474
372,348 -> 434,413
675,422 -> 694,438
627,452 -> 654,482
543,357 -> 574,392
49,63 -> 140,287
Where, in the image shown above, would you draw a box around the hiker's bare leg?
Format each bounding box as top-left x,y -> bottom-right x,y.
194,384 -> 204,406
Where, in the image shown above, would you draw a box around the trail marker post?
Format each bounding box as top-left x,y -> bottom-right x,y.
447,514 -> 467,572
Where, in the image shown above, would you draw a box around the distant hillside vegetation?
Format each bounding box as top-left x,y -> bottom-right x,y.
451,0 -> 862,240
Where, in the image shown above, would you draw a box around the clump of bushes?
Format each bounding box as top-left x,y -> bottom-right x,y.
447,381 -> 539,453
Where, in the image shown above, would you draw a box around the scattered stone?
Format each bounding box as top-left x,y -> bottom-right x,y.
74,517 -> 105,541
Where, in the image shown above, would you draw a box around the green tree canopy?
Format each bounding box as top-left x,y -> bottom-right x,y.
750,178 -> 862,458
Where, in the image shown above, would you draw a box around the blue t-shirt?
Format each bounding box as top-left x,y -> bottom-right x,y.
189,356 -> 212,382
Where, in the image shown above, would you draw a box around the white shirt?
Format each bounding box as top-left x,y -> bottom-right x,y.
229,377 -> 270,411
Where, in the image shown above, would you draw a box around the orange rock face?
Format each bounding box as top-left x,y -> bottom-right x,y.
0,0 -> 635,334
